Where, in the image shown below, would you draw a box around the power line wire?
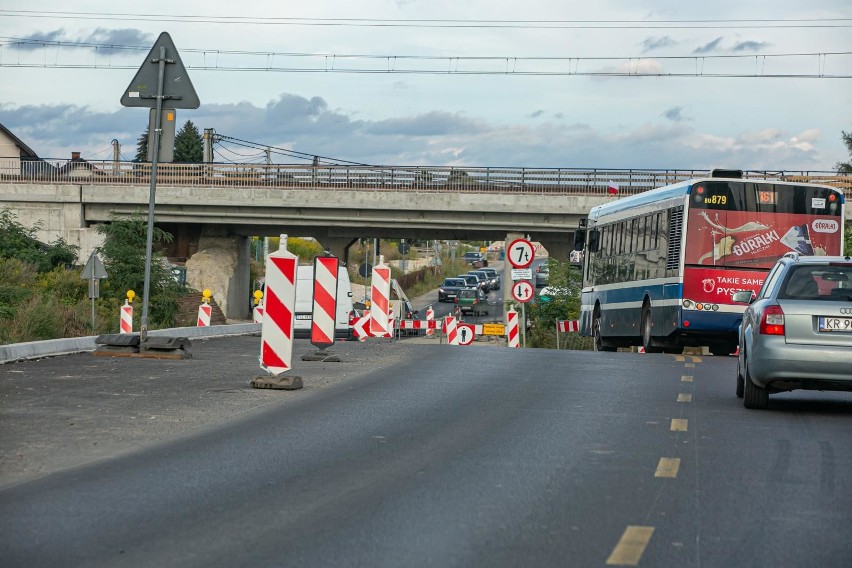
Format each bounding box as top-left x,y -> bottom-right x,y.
0,10 -> 850,28
1,39 -> 849,78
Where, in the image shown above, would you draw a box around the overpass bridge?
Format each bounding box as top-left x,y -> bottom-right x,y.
2,160 -> 849,318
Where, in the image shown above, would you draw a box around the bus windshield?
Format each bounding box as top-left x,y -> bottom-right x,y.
683,181 -> 843,270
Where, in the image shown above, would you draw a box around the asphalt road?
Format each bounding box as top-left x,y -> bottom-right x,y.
2,338 -> 852,567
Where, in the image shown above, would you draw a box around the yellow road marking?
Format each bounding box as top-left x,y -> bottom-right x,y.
677,393 -> 692,402
606,526 -> 655,566
681,375 -> 693,382
670,418 -> 688,431
674,355 -> 685,362
655,457 -> 681,478
690,356 -> 703,363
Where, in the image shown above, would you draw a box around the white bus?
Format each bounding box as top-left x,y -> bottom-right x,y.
574,170 -> 846,354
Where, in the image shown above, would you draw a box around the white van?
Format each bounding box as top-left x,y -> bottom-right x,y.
293,264 -> 356,340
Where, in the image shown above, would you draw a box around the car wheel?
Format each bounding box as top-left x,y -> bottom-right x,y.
641,302 -> 662,353
743,364 -> 769,410
593,309 -> 616,352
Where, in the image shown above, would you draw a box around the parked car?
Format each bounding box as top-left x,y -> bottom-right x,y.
535,263 -> 550,288
476,267 -> 501,290
438,278 -> 469,302
732,253 -> 852,410
466,270 -> 492,292
456,288 -> 488,316
461,251 -> 488,267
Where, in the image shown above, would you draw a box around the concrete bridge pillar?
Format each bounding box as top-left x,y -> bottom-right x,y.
317,236 -> 359,266
185,235 -> 250,320
536,233 -> 575,262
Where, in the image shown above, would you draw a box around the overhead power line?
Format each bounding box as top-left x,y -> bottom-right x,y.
1,9 -> 851,28
1,42 -> 849,78
215,135 -> 372,167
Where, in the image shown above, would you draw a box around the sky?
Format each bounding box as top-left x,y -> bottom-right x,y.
0,1 -> 850,171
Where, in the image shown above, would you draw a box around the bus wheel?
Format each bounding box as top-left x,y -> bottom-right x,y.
641,302 -> 662,353
593,310 -> 616,352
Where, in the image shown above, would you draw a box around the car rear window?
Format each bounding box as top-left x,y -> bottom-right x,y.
778,265 -> 852,300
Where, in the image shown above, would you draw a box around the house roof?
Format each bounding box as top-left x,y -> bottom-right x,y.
0,123 -> 40,159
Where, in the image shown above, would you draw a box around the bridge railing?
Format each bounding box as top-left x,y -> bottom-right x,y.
1,159 -> 849,194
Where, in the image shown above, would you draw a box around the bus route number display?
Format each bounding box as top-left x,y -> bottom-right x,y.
757,189 -> 776,205
507,238 -> 535,269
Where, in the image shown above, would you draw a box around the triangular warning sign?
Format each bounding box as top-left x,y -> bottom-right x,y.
120,32 -> 199,109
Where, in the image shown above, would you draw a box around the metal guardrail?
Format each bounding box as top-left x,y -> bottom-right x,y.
1,159 -> 849,195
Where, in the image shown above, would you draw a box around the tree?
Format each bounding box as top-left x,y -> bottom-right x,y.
173,120 -> 203,163
524,258 -> 586,349
96,213 -> 180,327
134,128 -> 149,162
0,209 -> 78,272
836,127 -> 852,174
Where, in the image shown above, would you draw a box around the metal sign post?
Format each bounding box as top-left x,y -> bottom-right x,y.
81,251 -> 108,331
120,32 -> 199,342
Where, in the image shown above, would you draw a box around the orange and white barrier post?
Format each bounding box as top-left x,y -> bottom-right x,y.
197,289 -> 212,327
425,305 -> 435,337
257,235 -> 300,383
252,290 -> 264,323
506,306 -> 520,348
443,315 -> 459,346
303,254 -> 342,362
370,256 -> 392,338
119,290 -> 135,334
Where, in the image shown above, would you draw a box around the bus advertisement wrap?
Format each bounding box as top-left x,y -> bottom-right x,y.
683,267 -> 767,306
685,210 -> 843,270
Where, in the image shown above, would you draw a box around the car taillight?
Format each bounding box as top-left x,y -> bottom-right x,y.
454,298 -> 459,303
759,305 -> 785,335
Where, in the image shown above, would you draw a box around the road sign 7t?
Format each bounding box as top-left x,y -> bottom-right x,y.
507,238 -> 535,269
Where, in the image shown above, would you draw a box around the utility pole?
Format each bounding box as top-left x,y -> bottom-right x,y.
202,128 -> 214,163
111,139 -> 120,174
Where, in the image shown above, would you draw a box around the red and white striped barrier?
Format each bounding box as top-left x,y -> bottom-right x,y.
253,306 -> 264,324
399,319 -> 440,330
443,315 -> 459,345
555,319 -> 580,350
120,300 -> 133,334
353,310 -> 371,341
506,306 -> 520,348
197,303 -> 212,327
310,255 -> 339,349
260,235 -> 298,375
354,309 -> 394,340
425,305 -> 435,336
370,256 -> 392,337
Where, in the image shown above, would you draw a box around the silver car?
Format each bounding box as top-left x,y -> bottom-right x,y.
732,253 -> 852,410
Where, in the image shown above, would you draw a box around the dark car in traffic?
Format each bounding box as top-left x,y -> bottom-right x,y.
476,267 -> 501,290
462,251 -> 488,267
456,288 -> 488,316
466,270 -> 491,292
438,278 -> 470,302
732,253 -> 852,410
456,274 -> 481,290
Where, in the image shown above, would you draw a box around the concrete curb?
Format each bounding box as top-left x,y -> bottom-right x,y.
0,323 -> 261,364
